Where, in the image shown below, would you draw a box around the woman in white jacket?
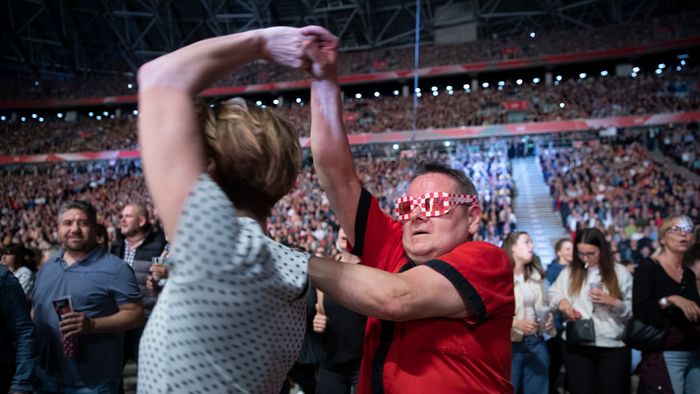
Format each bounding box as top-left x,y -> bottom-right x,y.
502,231 -> 555,394
548,227 -> 633,394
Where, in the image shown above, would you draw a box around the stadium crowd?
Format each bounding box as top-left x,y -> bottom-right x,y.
2,64 -> 696,156
1,9 -> 698,101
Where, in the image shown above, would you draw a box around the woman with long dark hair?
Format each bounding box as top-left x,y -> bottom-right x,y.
1,244 -> 36,296
502,231 -> 554,394
548,228 -> 633,394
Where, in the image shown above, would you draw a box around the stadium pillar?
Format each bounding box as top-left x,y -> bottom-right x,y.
402,85 -> 409,97
277,96 -> 284,105
472,78 -> 479,91
545,72 -> 553,86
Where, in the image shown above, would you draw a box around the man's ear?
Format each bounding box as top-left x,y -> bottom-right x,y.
467,205 -> 482,235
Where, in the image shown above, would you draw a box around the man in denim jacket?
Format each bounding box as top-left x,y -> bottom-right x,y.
0,265 -> 36,394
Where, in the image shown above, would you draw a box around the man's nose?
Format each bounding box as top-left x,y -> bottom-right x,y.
409,205 -> 425,221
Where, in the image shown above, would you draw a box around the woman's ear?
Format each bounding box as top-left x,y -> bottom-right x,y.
206,158 -> 218,181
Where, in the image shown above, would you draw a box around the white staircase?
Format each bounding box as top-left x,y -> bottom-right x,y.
511,157 -> 568,267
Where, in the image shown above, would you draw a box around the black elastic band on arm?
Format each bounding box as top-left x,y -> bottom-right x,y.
425,259 -> 487,324
351,188 -> 372,257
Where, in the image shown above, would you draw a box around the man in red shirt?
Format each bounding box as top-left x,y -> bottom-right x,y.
304,27 -> 515,394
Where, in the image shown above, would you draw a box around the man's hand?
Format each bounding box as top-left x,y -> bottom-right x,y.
60,312 -> 94,338
259,27 -> 310,69
312,302 -> 328,333
147,263 -> 169,295
301,25 -> 339,80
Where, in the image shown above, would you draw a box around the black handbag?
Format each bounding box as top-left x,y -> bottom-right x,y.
566,318 -> 596,345
623,318 -> 669,351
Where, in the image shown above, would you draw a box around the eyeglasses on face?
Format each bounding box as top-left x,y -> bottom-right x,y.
394,192 -> 478,221
667,226 -> 693,235
577,250 -> 599,259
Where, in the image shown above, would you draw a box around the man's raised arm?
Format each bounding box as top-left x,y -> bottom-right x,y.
303,26 -> 362,246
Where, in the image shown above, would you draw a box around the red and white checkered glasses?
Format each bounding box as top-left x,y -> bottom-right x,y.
394,192 -> 479,221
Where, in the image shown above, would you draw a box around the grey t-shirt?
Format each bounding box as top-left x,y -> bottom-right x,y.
138,175 -> 308,393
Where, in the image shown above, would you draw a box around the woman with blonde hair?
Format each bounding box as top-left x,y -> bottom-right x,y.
548,227 -> 633,394
136,27 -> 318,393
633,215 -> 700,394
502,231 -> 555,394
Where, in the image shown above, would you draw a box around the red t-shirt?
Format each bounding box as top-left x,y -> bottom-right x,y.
351,189 -> 514,394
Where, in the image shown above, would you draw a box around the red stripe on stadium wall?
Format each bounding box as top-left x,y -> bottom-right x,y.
2,111 -> 699,165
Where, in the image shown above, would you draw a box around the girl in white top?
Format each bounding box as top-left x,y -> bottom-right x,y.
1,243 -> 35,296
548,227 -> 633,394
502,232 -> 555,394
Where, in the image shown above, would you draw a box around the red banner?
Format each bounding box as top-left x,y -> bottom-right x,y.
502,100 -> 529,111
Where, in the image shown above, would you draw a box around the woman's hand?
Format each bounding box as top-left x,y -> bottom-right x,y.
589,288 -> 618,308
513,319 -> 538,335
559,299 -> 582,321
668,295 -> 700,322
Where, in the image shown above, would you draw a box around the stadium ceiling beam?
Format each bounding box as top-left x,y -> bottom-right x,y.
97,0 -> 141,73
374,5 -> 402,44
199,0 -> 224,36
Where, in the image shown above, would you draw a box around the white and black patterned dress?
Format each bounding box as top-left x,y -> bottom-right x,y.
139,175 -> 308,394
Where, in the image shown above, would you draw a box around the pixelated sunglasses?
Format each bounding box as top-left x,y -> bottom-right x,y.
394,192 -> 478,221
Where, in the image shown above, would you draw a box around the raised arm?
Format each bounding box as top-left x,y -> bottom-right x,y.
137,28 -> 309,238
303,26 -> 362,245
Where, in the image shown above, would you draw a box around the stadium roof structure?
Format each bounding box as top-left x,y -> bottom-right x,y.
1,0 -> 695,76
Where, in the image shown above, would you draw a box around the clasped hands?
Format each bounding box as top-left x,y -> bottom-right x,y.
258,26 -> 339,80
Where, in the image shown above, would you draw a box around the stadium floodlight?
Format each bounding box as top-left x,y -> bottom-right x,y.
21,117 -> 26,122
559,102 -> 565,108
516,79 -> 523,85
498,86 -> 503,91
432,91 -> 438,96
680,60 -> 686,66
273,99 -> 279,105
32,113 -> 38,119
600,70 -> 609,77
0,116 -> 5,121
498,81 -> 505,87
632,67 -> 640,73
414,88 -> 421,93
34,81 -> 39,86
355,93 -> 362,99
127,83 -> 133,89
529,32 -> 536,38
579,73 -> 587,79
295,98 -> 302,103
57,113 -> 63,118
446,85 -> 453,91
392,144 -> 399,150
103,111 -> 108,116
463,84 -> 470,90
88,112 -> 94,117
96,115 -> 102,120
448,90 -> 454,95
556,75 -> 563,81
431,86 -> 438,92
110,115 -> 115,119
655,69 -> 662,75
393,90 -> 400,96
256,101 -> 262,106
658,63 -> 666,69
676,66 -> 682,71
374,91 -> 380,97
416,92 -> 422,97
444,141 -> 451,147
482,82 -> 489,88
39,117 -> 44,122
631,72 -> 638,78
533,78 -> 541,84
133,110 -> 139,115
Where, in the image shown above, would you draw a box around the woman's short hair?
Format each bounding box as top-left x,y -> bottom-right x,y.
196,98 -> 302,220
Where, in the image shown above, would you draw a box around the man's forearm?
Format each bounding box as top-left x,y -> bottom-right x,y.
91,303 -> 144,334
309,256 -> 409,321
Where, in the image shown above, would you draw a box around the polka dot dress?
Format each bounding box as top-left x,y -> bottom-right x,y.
138,175 -> 308,393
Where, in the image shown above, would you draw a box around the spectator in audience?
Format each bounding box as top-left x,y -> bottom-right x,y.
633,215 -> 700,394
0,264 -> 36,394
1,243 -> 36,296
95,224 -> 109,251
305,26 -> 514,393
548,228 -> 633,394
136,26 -> 313,392
545,238 -> 574,394
502,231 -> 554,394
32,200 -> 143,393
685,243 -> 700,296
311,228 -> 366,394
